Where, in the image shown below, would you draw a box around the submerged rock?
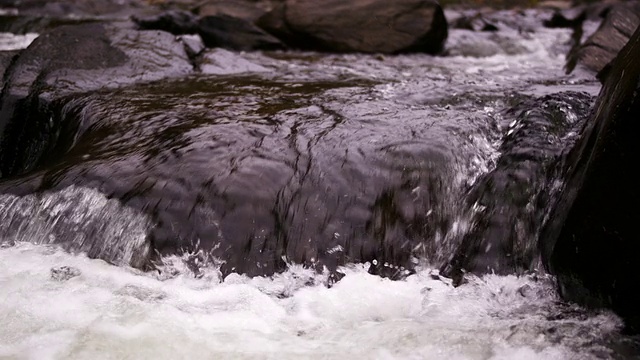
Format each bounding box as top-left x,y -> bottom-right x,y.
257,0 -> 447,54
0,23 -> 192,178
540,25 -> 640,332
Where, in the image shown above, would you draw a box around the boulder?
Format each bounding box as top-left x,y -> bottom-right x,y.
0,23 -> 192,178
257,0 -> 447,54
566,2 -> 640,76
540,25 -> 640,332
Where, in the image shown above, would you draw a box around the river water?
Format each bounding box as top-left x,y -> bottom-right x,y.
0,11 -> 635,359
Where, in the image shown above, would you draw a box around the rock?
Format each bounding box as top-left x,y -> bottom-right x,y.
0,72 -> 459,278
178,33 -> 205,57
0,51 -> 19,78
440,92 -> 594,282
196,0 -> 274,23
50,265 -> 81,281
197,14 -> 285,50
566,2 -> 640,75
451,12 -> 499,32
0,23 -> 193,178
133,11 -> 286,51
198,48 -> 270,74
132,10 -> 199,35
257,0 -> 447,54
4,0 -> 161,18
540,25 -> 640,333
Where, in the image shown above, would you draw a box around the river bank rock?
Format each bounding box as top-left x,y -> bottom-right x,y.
257,0 -> 447,54
540,25 -> 640,333
565,1 -> 640,76
0,23 -> 192,178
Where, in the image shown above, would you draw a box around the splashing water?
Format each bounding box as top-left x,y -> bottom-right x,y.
0,18 -> 635,360
0,243 -> 626,360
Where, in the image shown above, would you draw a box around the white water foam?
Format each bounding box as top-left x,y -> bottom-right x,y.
0,33 -> 38,51
0,243 -> 623,360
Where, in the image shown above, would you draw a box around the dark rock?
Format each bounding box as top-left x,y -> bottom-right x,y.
544,6 -> 586,28
566,2 -> 640,75
0,74 -> 458,278
451,13 -> 499,32
540,25 -> 640,333
178,34 -> 205,58
0,51 -> 19,79
258,0 -> 447,54
133,11 -> 286,51
5,0 -> 160,18
50,265 -> 81,281
197,14 -> 285,50
368,260 -> 415,280
0,23 -> 192,178
440,92 -> 593,280
133,10 -> 199,35
0,15 -> 102,34
196,0 -> 274,22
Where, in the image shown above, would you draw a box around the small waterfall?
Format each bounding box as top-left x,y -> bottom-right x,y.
0,185 -> 152,268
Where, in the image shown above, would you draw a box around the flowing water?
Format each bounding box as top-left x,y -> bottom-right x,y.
0,11 -> 636,359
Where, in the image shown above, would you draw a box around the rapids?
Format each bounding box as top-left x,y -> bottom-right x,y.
1,10 -> 636,359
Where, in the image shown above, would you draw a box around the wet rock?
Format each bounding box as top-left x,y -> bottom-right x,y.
0,23 -> 192,178
566,2 -> 640,76
544,6 -> 586,29
198,14 -> 285,50
257,0 -> 447,54
198,48 -> 270,74
441,92 -> 593,280
116,284 -> 166,301
451,12 -> 499,32
133,10 -> 199,35
50,265 -> 81,281
178,33 -> 205,58
368,260 -> 416,280
0,14 -> 102,34
195,0 -> 274,23
133,11 -> 286,51
0,73 -> 459,278
4,0 -> 160,18
0,50 -> 18,78
540,25 -> 640,333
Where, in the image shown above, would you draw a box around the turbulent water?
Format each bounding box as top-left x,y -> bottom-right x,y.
0,12 -> 635,359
